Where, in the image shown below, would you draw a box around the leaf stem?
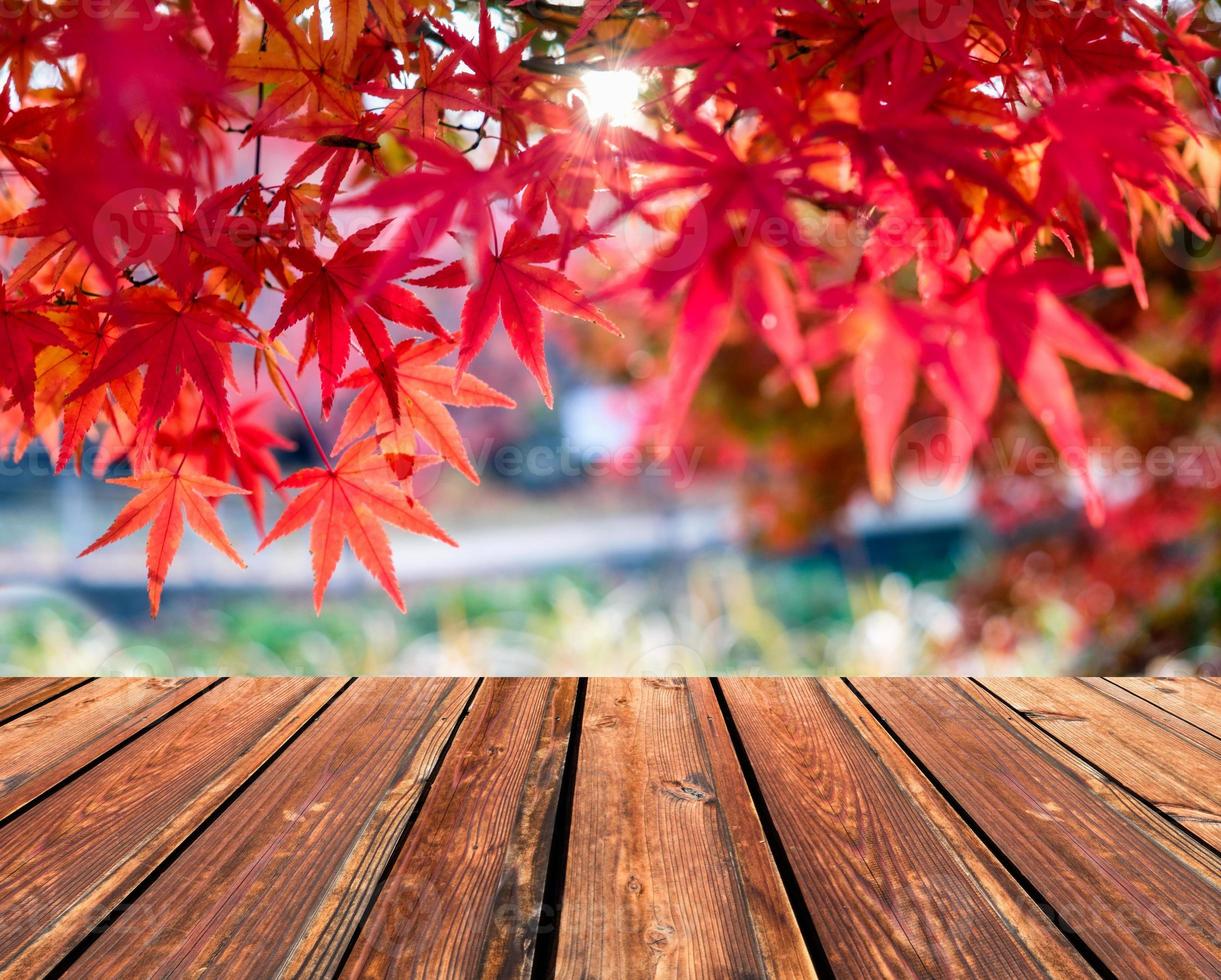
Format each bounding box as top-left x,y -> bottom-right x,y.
281,370 -> 334,471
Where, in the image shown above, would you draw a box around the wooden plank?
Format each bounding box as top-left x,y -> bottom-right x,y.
65,677 -> 475,979
1104,677 -> 1221,737
1084,679 -> 1221,755
554,677 -> 814,979
856,677 -> 1221,979
341,677 -> 576,979
721,677 -> 1093,979
0,678 -> 86,723
981,677 -> 1221,848
0,676 -> 342,977
0,677 -> 212,822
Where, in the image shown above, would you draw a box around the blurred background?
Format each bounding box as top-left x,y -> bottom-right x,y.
2,219 -> 1218,678
3,76 -> 1221,680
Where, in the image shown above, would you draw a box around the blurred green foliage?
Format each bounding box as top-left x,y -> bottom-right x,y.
0,553 -> 1098,676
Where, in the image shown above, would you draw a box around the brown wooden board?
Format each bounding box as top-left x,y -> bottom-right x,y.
0,678 -> 86,724
855,677 -> 1221,979
0,676 -> 341,977
1,676 -> 1219,977
553,677 -> 814,979
0,676 -> 212,821
341,677 -> 576,979
1082,679 -> 1221,756
980,677 -> 1221,848
1102,677 -> 1221,741
721,677 -> 1093,979
64,677 -> 476,979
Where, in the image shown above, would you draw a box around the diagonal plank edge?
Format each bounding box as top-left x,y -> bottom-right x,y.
721,677 -> 1093,979
1103,676 -> 1221,735
0,678 -> 88,725
978,676 -> 1221,850
854,677 -> 1221,980
0,676 -> 343,978
554,677 -> 815,979
341,677 -> 576,979
63,677 -> 477,979
0,677 -> 213,823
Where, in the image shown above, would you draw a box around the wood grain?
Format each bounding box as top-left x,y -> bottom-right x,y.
1103,677 -> 1221,739
981,677 -> 1221,847
554,677 -> 814,980
0,678 -> 86,724
0,676 -> 211,821
1082,679 -> 1221,755
856,677 -> 1221,979
64,677 -> 476,980
341,678 -> 576,979
1,676 -> 1218,977
721,677 -> 1092,979
0,676 -> 341,978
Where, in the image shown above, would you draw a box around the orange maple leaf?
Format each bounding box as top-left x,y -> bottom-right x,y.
259,438 -> 455,613
80,470 -> 249,617
230,6 -> 361,135
415,205 -> 617,407
335,339 -> 515,483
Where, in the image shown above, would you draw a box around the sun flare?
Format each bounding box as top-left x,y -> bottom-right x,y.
579,68 -> 644,126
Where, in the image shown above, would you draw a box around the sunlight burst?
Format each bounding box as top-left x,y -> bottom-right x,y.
579,68 -> 644,126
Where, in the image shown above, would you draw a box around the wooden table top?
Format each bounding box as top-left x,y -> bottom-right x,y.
0,676 -> 1216,978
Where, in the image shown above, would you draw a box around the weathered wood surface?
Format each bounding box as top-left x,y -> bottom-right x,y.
65,677 -> 475,979
1103,676 -> 1221,743
0,677 -> 86,724
554,677 -> 813,979
979,676 -> 1221,848
0,676 -> 342,978
854,677 -> 1221,979
341,677 -> 575,979
0,676 -> 212,822
0,676 -> 1217,979
720,677 -> 1092,979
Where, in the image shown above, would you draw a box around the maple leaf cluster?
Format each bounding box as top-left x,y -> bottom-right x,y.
0,0 -> 1217,616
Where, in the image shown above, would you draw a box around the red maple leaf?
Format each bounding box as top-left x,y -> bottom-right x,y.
80,469 -> 248,617
350,137 -> 514,275
149,179 -> 265,296
44,306 -> 142,474
433,1 -> 535,157
0,103 -> 53,186
274,222 -> 451,419
564,0 -> 621,45
968,256 -> 1190,524
654,241 -> 818,449
268,111 -> 387,214
156,393 -> 294,537
0,281 -> 64,425
621,114 -> 836,298
366,39 -> 488,140
230,6 -> 362,135
259,437 -> 455,613
415,203 -> 618,406
335,338 -> 515,483
70,288 -> 253,456
1030,76 -> 1199,309
0,5 -> 59,97
631,0 -> 775,105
